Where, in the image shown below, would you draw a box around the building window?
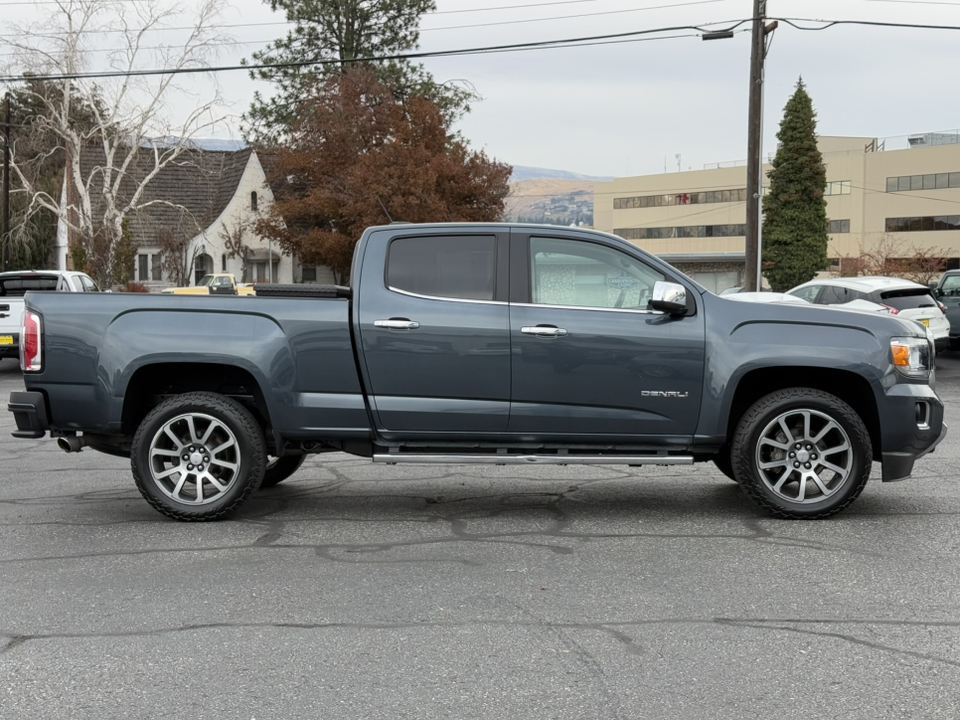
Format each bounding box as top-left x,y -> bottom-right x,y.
151,254 -> 162,281
251,191 -> 258,212
886,215 -> 960,232
613,188 -> 748,210
221,254 -> 227,272
828,219 -> 850,233
138,254 -> 148,282
301,266 -> 317,283
615,224 -> 747,241
887,172 -> 960,192
824,181 -> 851,196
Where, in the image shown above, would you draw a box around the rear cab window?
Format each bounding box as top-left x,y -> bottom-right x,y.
879,289 -> 938,311
0,275 -> 60,296
387,235 -> 496,301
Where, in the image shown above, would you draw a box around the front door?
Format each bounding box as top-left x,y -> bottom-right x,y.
357,231 -> 511,435
508,232 -> 705,439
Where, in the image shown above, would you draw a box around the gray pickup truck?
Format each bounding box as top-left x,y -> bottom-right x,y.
8,223 -> 946,521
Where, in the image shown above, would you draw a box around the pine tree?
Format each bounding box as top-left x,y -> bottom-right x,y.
242,0 -> 475,145
761,79 -> 829,291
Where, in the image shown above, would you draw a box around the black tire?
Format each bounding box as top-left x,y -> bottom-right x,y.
131,392 -> 266,521
712,448 -> 738,483
260,455 -> 307,488
731,388 -> 872,519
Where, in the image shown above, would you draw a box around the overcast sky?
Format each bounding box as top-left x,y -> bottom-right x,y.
3,0 -> 960,178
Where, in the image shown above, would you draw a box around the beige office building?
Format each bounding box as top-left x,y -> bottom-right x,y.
593,135 -> 960,293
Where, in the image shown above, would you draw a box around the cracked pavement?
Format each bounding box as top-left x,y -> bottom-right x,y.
1,356 -> 960,719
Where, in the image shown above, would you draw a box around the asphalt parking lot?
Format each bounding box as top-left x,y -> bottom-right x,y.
2,356 -> 960,720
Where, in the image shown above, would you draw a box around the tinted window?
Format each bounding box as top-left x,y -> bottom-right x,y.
529,237 -> 664,310
0,275 -> 60,296
817,285 -> 850,304
387,235 -> 496,301
879,289 -> 938,310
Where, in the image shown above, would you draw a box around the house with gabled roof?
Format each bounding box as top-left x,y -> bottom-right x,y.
57,145 -> 336,289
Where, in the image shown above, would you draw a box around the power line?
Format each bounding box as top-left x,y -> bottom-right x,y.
774,16 -> 960,32
0,19 -> 751,83
0,0 -> 727,38
420,0 -> 727,32
863,0 -> 960,6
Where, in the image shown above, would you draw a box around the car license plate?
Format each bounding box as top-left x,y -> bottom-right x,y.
0,336 -> 12,345
920,319 -> 931,327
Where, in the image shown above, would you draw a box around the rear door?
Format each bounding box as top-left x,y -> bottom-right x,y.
357,229 -> 511,435
507,230 -> 705,439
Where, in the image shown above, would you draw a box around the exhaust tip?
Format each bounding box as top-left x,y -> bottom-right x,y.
57,435 -> 84,453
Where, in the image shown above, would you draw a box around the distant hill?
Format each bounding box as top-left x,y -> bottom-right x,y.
505,178 -> 596,226
510,165 -> 613,183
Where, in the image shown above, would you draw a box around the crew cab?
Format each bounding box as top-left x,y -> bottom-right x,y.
0,270 -> 100,359
7,224 -> 946,522
161,273 -> 255,296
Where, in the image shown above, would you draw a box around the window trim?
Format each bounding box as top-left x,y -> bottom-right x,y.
383,232 -> 504,304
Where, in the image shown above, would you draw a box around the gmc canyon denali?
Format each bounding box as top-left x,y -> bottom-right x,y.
7,223 -> 946,521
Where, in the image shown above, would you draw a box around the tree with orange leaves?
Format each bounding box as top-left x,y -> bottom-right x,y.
256,68 -> 511,282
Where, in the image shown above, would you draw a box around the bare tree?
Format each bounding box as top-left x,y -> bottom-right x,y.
2,0 -> 231,287
838,234 -> 948,285
219,218 -> 250,280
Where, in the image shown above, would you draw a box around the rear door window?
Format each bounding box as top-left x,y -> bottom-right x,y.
789,284 -> 822,303
817,285 -> 851,304
0,275 -> 60,296
387,235 -> 496,301
879,289 -> 938,311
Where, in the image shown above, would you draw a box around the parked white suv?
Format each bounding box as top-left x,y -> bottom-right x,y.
0,270 -> 100,360
788,276 -> 950,351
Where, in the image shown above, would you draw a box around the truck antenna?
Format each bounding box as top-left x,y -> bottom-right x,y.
377,197 -> 393,224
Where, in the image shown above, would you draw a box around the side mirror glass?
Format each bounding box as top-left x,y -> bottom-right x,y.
650,281 -> 688,315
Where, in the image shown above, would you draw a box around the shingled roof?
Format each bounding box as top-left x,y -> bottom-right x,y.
76,145 -> 254,244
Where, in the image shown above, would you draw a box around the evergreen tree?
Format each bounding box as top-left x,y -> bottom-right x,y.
242,0 -> 475,145
761,79 -> 829,291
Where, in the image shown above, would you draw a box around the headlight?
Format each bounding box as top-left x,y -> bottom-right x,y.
891,337 -> 931,378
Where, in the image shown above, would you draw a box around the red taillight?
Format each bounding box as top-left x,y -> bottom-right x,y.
939,301 -> 948,315
21,311 -> 42,372
879,304 -> 900,315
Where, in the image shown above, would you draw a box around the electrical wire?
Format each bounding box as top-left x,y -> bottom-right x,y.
0,18 -> 752,82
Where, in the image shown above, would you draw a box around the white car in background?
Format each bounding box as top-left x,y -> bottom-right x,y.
787,276 -> 950,352
0,270 -> 101,361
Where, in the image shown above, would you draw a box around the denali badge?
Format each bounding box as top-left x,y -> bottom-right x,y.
641,391 -> 689,398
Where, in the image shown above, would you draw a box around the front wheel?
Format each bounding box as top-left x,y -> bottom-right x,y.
731,388 -> 872,519
131,392 -> 266,521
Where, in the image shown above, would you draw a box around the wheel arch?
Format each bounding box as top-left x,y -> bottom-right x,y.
121,362 -> 273,437
724,367 -> 881,452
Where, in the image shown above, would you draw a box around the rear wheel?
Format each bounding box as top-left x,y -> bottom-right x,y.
131,392 -> 266,521
260,455 -> 307,488
731,388 -> 872,519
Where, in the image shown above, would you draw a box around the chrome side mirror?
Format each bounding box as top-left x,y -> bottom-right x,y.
650,281 -> 688,315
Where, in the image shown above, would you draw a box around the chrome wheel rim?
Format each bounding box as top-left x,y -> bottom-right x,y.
148,413 -> 241,505
755,409 -> 853,504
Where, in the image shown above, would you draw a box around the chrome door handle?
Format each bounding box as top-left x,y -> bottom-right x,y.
521,326 -> 567,337
374,319 -> 420,330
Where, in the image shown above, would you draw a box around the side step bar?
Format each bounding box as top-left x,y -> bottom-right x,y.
373,454 -> 694,466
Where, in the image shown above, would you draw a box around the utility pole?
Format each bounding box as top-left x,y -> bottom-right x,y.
2,92 -> 10,273
744,0 -> 779,291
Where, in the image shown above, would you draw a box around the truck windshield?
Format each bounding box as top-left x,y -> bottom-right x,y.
0,275 -> 60,296
197,275 -> 215,287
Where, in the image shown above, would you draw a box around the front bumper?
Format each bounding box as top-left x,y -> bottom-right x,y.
8,391 -> 49,439
880,382 -> 946,482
